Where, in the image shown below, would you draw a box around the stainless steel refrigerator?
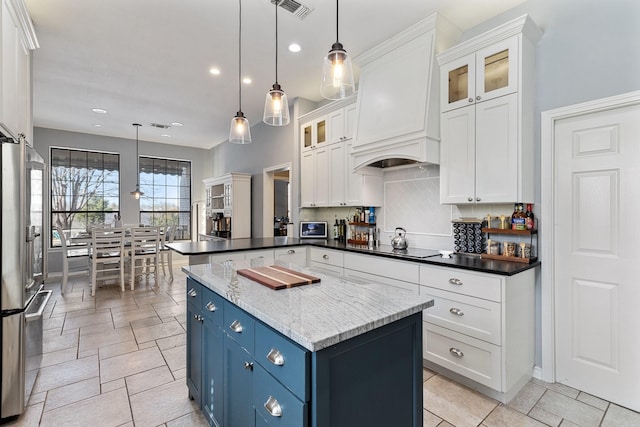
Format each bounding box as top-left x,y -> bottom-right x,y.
1,132 -> 50,419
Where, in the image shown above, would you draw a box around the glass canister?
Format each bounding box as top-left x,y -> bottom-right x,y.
502,241 -> 516,257
518,242 -> 531,259
487,240 -> 500,255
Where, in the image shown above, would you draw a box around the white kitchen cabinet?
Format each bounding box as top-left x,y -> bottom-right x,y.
300,144 -> 329,207
328,103 -> 356,144
203,173 -> 251,239
274,247 -> 307,266
419,264 -> 535,403
300,117 -> 327,152
438,15 -> 541,205
344,142 -> 383,207
343,252 -> 420,294
308,247 -> 343,276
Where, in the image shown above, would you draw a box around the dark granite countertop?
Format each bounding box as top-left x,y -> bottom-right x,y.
167,237 -> 540,276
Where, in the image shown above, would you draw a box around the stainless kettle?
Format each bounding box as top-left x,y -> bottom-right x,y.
390,227 -> 408,250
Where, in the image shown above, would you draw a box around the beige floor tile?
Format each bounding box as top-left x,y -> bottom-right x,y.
78,326 -> 134,352
529,406 -> 562,426
132,318 -> 185,343
40,388 -> 131,427
99,346 -> 166,383
130,315 -> 163,330
157,333 -> 186,350
112,305 -> 158,329
423,367 -> 437,382
134,293 -> 175,307
508,380 -> 547,414
577,392 -> 610,411
43,377 -> 100,412
98,339 -> 139,360
138,340 -> 158,350
43,331 -> 78,354
423,375 -> 498,427
78,348 -> 98,358
531,378 -> 580,399
101,378 -> 126,393
172,368 -> 186,380
40,346 -> 77,368
601,404 -> 640,427
155,301 -> 186,320
6,402 -> 44,427
33,355 -> 98,393
559,420 -> 581,427
79,321 -> 116,336
423,409 -> 443,427
536,390 -> 605,427
165,409 -> 209,427
130,380 -> 199,427
64,307 -> 107,319
43,316 -> 64,330
162,345 -> 186,372
27,391 -> 46,406
108,303 -> 143,314
125,365 -> 174,395
484,405 -> 546,427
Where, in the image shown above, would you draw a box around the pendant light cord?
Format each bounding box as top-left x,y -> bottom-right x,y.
275,1 -> 279,84
335,0 -> 339,43
238,0 -> 242,112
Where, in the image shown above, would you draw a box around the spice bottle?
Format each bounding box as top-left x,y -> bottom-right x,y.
525,204 -> 535,230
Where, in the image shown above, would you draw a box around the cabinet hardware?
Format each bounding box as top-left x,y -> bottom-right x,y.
205,301 -> 217,312
287,249 -> 295,254
449,347 -> 464,357
467,197 -> 473,202
449,308 -> 464,316
243,361 -> 254,371
230,320 -> 243,333
476,197 -> 481,202
188,289 -> 197,297
264,396 -> 283,417
468,98 -> 474,103
193,314 -> 203,322
322,254 -> 329,260
448,278 -> 463,286
476,95 -> 481,101
266,348 -> 285,366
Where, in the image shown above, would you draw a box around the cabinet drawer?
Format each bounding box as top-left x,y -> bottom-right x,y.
255,322 -> 310,401
420,265 -> 502,302
274,247 -> 307,267
210,252 -> 246,265
223,301 -> 255,354
254,363 -> 308,427
424,323 -> 501,390
343,269 -> 419,295
309,261 -> 343,277
344,252 -> 419,284
245,249 -> 275,260
186,278 -> 202,309
309,248 -> 344,268
421,287 -> 501,345
201,286 -> 224,325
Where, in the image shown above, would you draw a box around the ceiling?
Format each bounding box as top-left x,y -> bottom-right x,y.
24,0 -> 526,149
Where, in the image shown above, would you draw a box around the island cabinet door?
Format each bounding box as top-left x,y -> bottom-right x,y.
224,334 -> 256,427
186,300 -> 203,406
202,321 -> 224,427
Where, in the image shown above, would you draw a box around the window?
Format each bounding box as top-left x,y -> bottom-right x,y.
139,157 -> 191,240
50,148 -> 120,247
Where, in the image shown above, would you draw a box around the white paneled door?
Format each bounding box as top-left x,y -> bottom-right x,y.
554,102 -> 640,412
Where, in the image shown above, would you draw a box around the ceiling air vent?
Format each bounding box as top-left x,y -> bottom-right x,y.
149,123 -> 171,129
270,0 -> 313,20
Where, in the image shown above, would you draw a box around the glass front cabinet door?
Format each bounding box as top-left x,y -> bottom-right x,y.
441,36 -> 518,112
301,117 -> 327,151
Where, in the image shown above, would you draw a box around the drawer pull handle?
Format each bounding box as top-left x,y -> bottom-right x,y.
266,348 -> 285,366
188,288 -> 197,297
264,396 -> 282,417
448,278 -> 463,286
449,308 -> 464,316
205,301 -> 217,312
322,254 -> 329,260
230,320 -> 243,333
449,347 -> 464,357
243,361 -> 254,371
287,249 -> 295,254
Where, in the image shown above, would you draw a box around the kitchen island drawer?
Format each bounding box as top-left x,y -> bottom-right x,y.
255,321 -> 310,401
224,301 -> 255,354
424,323 -> 501,390
201,286 -> 224,325
187,278 -> 203,308
253,363 -> 308,427
421,287 -> 501,345
344,252 -> 419,284
420,265 -> 502,302
309,247 -> 344,268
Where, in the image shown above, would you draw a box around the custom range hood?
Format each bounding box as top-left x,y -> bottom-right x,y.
350,13 -> 460,171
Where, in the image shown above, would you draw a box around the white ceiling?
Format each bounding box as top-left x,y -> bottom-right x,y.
24,0 -> 526,149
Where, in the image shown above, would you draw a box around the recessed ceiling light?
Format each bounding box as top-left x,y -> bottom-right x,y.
288,43 -> 301,53
160,134 -> 171,138
93,124 -> 103,127
243,77 -> 252,84
92,108 -> 107,114
171,122 -> 183,127
209,67 -> 221,75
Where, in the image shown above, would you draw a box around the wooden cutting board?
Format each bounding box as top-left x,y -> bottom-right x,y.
237,265 -> 320,290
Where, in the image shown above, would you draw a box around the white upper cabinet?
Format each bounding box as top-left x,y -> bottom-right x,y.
438,14 -> 542,205
300,117 -> 326,152
328,103 -> 356,144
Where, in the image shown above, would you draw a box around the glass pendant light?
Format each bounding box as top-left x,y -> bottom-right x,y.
320,0 -> 355,100
130,123 -> 144,199
263,0 -> 290,126
229,0 -> 252,144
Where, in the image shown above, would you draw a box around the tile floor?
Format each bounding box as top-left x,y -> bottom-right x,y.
6,263 -> 640,427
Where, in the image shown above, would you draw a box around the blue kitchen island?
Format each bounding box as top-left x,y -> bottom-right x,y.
184,259 -> 434,427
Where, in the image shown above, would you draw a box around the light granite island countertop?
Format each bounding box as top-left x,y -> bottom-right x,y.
183,258 -> 434,351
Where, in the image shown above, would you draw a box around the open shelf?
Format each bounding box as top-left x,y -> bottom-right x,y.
481,253 -> 538,264
481,228 -> 537,235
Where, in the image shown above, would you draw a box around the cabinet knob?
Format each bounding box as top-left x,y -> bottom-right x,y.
448,278 -> 463,286
205,301 -> 217,312
476,197 -> 481,202
467,197 -> 473,202
243,361 -> 254,371
193,314 -> 203,322
266,348 -> 285,366
264,396 -> 283,417
188,289 -> 197,297
229,320 -> 243,333
468,98 -> 474,103
476,96 -> 481,101
449,308 -> 464,316
322,254 -> 329,260
449,347 -> 464,357
287,249 -> 295,254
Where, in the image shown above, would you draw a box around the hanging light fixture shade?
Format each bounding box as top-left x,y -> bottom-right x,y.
320,0 -> 355,100
130,123 -> 144,199
229,0 -> 252,144
263,0 -> 290,126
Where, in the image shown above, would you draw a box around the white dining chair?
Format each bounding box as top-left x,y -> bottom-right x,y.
158,225 -> 176,280
129,227 -> 160,290
90,227 -> 126,296
56,226 -> 90,295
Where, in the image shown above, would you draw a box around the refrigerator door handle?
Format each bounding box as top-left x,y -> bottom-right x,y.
25,291 -> 51,322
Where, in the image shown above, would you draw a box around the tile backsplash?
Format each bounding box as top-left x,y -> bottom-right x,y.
300,164 -> 521,251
